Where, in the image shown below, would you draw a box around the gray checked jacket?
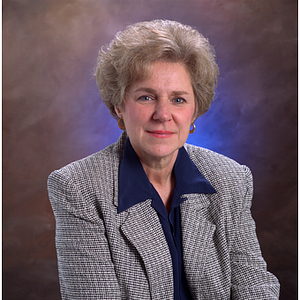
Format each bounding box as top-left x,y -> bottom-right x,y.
47,132 -> 280,299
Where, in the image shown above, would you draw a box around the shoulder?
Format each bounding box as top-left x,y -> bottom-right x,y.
184,143 -> 243,170
184,143 -> 252,194
47,134 -> 127,214
48,133 -> 126,187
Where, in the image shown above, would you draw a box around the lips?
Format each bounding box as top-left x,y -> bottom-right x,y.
147,130 -> 174,138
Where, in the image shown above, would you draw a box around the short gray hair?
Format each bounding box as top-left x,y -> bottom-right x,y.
95,19 -> 219,119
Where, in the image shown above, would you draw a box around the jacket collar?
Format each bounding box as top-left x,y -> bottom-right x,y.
180,193 -> 216,297
120,199 -> 174,299
117,137 -> 216,213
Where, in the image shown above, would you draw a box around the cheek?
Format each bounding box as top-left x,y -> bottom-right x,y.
124,107 -> 147,128
183,110 -> 195,125
130,107 -> 150,123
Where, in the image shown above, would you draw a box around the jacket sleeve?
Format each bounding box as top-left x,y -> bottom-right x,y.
47,169 -> 122,300
230,166 -> 280,299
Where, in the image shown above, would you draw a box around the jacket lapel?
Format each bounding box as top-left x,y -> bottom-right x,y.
120,199 -> 174,300
180,193 -> 216,294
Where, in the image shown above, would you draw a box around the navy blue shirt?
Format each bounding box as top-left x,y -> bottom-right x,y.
118,139 -> 216,299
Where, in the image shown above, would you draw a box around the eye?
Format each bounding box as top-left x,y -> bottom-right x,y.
173,97 -> 185,104
138,95 -> 152,101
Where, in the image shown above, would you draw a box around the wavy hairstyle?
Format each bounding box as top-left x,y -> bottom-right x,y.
95,19 -> 219,119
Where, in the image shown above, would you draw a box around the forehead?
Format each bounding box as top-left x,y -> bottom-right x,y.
129,61 -> 193,91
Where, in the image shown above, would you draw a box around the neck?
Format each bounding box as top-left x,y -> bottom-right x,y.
134,149 -> 178,213
136,149 -> 178,183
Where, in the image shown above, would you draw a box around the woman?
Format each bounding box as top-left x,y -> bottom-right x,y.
48,20 -> 280,299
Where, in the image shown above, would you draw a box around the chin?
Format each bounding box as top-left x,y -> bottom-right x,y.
146,146 -> 179,159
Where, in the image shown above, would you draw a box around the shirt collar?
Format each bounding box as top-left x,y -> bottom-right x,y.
173,144 -> 216,196
118,138 -> 216,213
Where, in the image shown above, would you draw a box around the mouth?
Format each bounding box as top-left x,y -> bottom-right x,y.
147,130 -> 174,138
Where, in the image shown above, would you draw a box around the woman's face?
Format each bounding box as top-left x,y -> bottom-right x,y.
115,61 -> 196,163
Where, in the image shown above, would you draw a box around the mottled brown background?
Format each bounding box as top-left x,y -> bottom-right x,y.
3,0 -> 297,299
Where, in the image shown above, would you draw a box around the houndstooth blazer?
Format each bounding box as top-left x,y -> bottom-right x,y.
48,132 -> 280,300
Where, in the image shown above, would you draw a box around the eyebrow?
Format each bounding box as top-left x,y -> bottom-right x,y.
134,87 -> 190,96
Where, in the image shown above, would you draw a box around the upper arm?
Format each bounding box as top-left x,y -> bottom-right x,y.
230,166 -> 280,299
47,170 -> 122,300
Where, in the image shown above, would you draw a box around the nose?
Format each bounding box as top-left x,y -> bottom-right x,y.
152,99 -> 172,122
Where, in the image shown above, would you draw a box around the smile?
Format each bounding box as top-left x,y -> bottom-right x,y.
147,131 -> 174,138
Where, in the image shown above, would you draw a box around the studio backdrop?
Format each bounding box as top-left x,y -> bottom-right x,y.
3,0 -> 297,299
